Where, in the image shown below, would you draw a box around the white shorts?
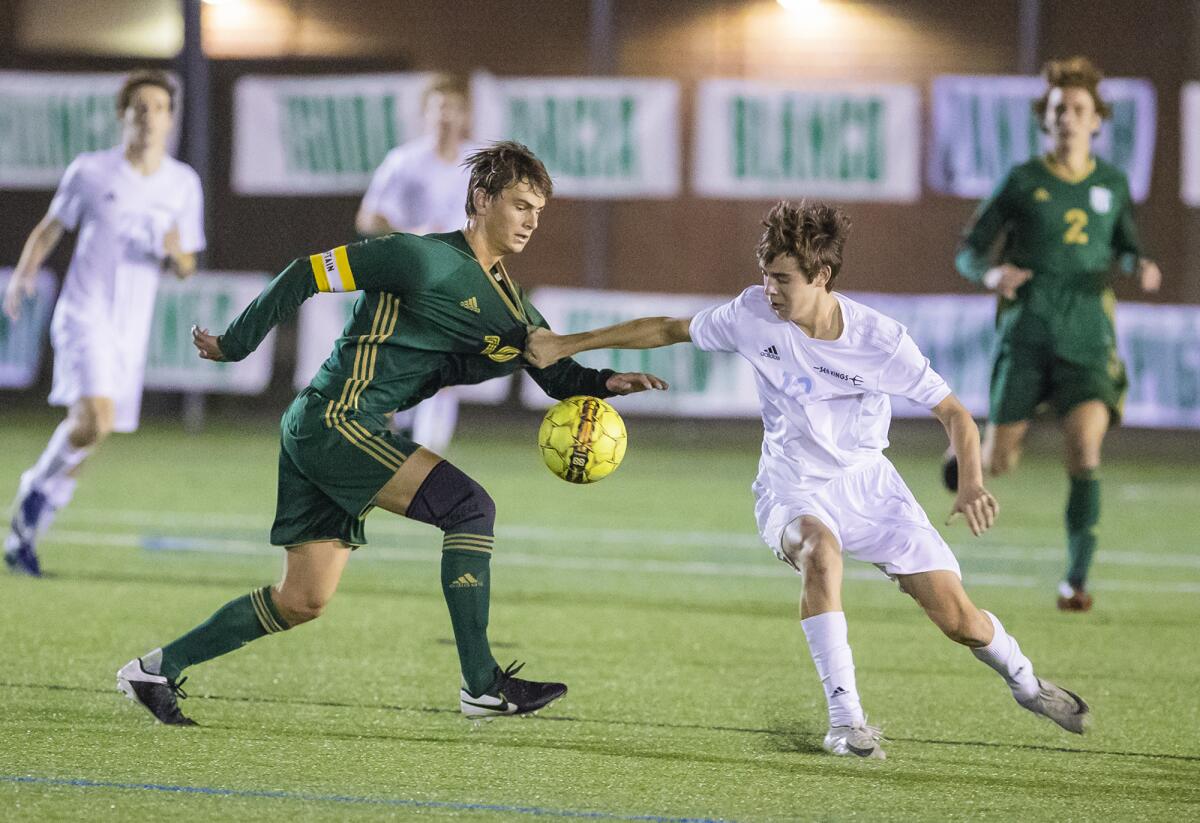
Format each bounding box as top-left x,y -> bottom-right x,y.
754,457 -> 960,580
48,325 -> 147,433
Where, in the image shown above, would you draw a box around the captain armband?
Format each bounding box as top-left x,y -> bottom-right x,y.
309,245 -> 357,293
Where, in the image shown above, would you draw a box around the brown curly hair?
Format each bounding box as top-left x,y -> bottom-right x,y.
463,141 -> 553,216
755,201 -> 851,292
1032,56 -> 1112,126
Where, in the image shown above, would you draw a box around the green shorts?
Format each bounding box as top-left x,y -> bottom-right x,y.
989,340 -> 1128,426
271,387 -> 417,547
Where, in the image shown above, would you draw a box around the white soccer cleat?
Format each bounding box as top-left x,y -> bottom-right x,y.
823,722 -> 887,760
1017,677 -> 1090,734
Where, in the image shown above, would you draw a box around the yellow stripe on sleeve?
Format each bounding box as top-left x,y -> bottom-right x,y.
333,245 -> 356,291
309,253 -> 332,293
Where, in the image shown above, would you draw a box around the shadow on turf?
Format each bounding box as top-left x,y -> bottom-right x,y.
10,680 -> 1200,765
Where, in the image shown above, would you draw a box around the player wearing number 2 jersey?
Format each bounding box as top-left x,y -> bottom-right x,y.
944,57 -> 1163,611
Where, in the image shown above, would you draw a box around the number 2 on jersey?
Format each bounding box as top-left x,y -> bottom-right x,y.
1063,208 -> 1089,245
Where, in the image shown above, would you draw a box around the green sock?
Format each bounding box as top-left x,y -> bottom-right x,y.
157,586 -> 288,680
1065,471 -> 1100,588
441,539 -> 499,696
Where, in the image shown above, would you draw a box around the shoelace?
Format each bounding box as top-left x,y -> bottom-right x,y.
497,661 -> 526,684
169,676 -> 189,700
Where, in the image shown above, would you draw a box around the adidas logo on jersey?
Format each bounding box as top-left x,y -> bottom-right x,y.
449,573 -> 483,588
1034,187 -> 1051,202
460,297 -> 480,313
760,345 -> 780,360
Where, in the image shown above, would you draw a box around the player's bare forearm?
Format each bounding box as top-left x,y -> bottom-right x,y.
525,317 -> 691,369
4,216 -> 64,320
933,394 -> 999,536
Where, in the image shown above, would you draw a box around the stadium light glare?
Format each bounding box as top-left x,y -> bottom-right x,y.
777,0 -> 822,11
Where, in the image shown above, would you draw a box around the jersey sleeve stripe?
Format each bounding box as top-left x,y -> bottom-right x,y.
333,244 -> 356,291
309,253 -> 332,292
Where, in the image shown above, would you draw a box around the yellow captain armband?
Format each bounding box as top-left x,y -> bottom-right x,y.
309,245 -> 357,293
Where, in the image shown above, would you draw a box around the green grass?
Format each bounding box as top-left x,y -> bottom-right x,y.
1,410 -> 1198,821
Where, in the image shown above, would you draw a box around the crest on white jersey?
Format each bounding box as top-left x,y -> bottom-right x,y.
1089,185 -> 1112,214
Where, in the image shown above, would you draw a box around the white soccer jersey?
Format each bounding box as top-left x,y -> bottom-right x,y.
46,146 -> 205,430
690,286 -> 951,496
360,136 -> 471,234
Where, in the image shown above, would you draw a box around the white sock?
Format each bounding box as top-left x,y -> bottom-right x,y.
26,421 -> 91,489
801,611 -> 865,728
33,474 -> 78,534
971,610 -> 1040,703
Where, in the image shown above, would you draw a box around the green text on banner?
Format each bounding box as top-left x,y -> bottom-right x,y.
692,79 -> 920,201
231,73 -> 432,195
471,74 -> 680,199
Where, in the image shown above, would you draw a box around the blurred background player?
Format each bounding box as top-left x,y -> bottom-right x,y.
356,73 -> 474,454
116,142 -> 665,725
944,57 -> 1162,612
3,69 -> 205,577
525,201 -> 1091,759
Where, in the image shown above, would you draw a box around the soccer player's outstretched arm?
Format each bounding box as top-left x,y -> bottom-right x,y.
522,305 -> 672,397
194,234 -> 422,362
3,215 -> 65,321
523,316 -> 693,370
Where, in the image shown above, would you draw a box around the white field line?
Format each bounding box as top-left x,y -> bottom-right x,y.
63,508 -> 1200,569
47,528 -> 1200,595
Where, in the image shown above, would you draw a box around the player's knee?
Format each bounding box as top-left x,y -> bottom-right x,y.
406,461 -> 496,537
275,591 -> 330,625
68,418 -> 108,449
798,537 -> 840,581
988,447 -> 1019,477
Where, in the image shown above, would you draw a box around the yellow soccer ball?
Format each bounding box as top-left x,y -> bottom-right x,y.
538,396 -> 627,484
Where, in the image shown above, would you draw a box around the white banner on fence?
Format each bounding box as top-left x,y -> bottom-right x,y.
472,75 -> 680,199
1182,83 -> 1200,207
692,79 -> 920,201
0,71 -> 182,190
294,293 -> 509,403
929,75 -> 1157,202
0,269 -> 58,389
144,272 -> 275,394
232,73 -> 432,195
521,287 -> 1200,429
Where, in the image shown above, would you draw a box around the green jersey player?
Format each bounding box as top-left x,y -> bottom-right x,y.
116,141 -> 666,725
944,57 -> 1162,611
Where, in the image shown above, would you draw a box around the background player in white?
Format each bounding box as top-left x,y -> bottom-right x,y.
356,73 -> 472,454
524,201 -> 1091,759
3,70 -> 205,576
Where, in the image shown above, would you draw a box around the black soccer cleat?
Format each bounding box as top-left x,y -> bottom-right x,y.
459,661 -> 567,718
117,658 -> 197,726
941,452 -> 959,493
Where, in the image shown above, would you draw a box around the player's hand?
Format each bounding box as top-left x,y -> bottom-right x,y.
524,325 -> 568,368
1138,258 -> 1162,293
2,273 -> 36,322
946,483 -> 999,537
191,324 -> 225,362
984,264 -> 1032,300
606,372 -> 668,395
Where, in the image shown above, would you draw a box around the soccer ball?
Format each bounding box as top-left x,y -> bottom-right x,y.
538,396 -> 627,484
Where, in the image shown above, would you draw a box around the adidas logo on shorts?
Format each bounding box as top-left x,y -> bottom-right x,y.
449,573 -> 483,588
760,345 -> 780,360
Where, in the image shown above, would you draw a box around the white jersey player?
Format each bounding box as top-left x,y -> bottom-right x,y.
356,74 -> 472,454
523,201 -> 1092,759
3,70 -> 205,576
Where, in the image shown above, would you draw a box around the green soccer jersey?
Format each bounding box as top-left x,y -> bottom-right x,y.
218,230 -> 613,412
956,156 -> 1142,363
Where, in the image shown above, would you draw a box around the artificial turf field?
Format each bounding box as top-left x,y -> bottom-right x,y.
1,409 -> 1197,821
